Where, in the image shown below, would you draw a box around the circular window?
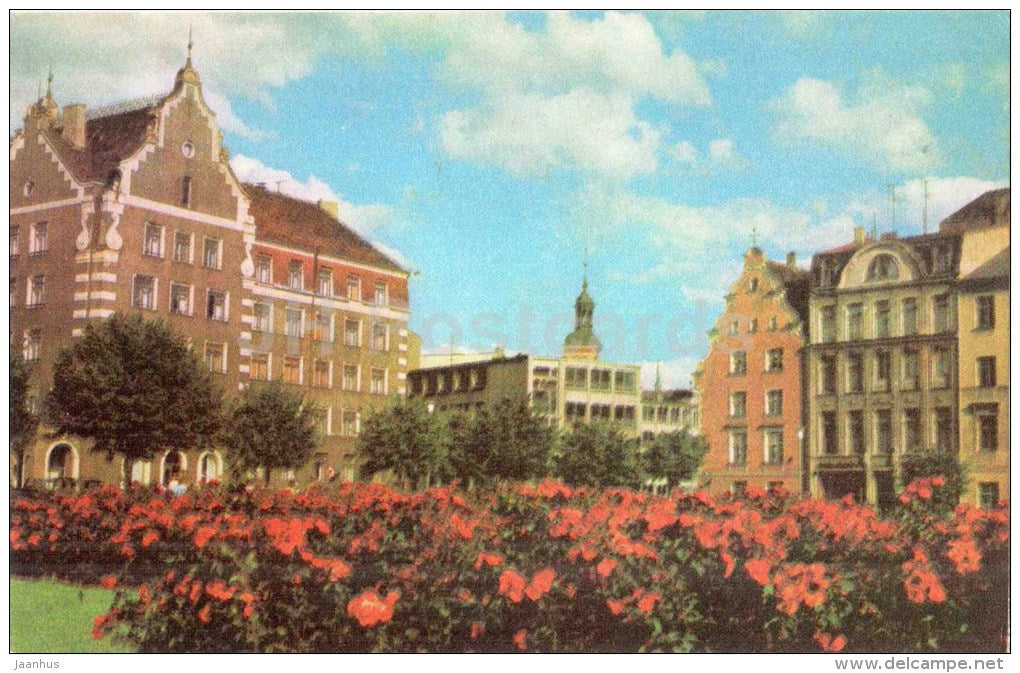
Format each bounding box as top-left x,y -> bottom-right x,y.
23,181 -> 34,197
181,141 -> 195,158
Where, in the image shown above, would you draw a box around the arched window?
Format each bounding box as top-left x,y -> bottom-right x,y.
197,452 -> 221,483
867,254 -> 899,282
46,443 -> 78,482
161,450 -> 186,486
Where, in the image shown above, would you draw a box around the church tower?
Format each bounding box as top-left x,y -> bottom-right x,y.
562,262 -> 602,360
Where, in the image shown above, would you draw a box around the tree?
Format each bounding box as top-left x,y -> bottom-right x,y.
452,398 -> 556,486
222,380 -> 321,485
358,397 -> 453,489
45,313 -> 221,480
900,450 -> 965,511
555,422 -> 641,489
639,431 -> 709,491
10,345 -> 39,488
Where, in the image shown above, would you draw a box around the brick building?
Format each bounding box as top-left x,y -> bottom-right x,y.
10,52 -> 411,488
694,247 -> 810,496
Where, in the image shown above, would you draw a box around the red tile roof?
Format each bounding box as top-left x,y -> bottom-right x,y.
246,184 -> 406,274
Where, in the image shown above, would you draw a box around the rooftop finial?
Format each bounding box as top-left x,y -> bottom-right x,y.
751,223 -> 759,249
187,25 -> 193,66
46,66 -> 52,98
37,79 -> 41,101
582,243 -> 589,289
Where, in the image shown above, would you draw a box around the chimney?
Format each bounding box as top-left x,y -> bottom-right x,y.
61,104 -> 86,148
786,251 -> 796,268
853,226 -> 866,245
318,200 -> 339,219
881,231 -> 897,241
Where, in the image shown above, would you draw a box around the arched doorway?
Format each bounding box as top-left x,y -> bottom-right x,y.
196,451 -> 222,483
46,443 -> 79,483
161,450 -> 187,486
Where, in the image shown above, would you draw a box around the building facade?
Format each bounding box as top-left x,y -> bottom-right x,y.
10,53 -> 411,489
695,247 -> 810,496
639,366 -> 699,440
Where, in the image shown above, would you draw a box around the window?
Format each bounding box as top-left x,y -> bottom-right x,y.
344,319 -> 360,347
565,402 -> 586,422
932,245 -> 951,274
27,274 -> 44,307
341,410 -> 358,437
342,365 -> 359,391
371,323 -> 388,352
875,409 -> 893,454
173,231 -> 192,263
902,298 -> 917,335
255,255 -> 272,283
847,303 -> 864,340
749,318 -> 758,333
313,360 -> 331,388
203,238 -> 221,269
729,430 -> 747,466
591,403 -> 611,420
23,329 -> 41,362
204,343 -> 226,373
866,254 -> 899,281
250,353 -> 269,381
285,308 -> 303,338
979,482 -> 1000,510
590,369 -> 611,390
318,269 -> 333,296
875,350 -> 891,392
731,481 -> 748,497
822,412 -> 838,455
903,408 -> 922,452
902,349 -> 919,390
374,282 -> 388,307
565,367 -> 588,389
846,352 -> 864,393
131,275 -> 156,310
9,277 -> 16,306
977,408 -> 998,452
170,283 -> 191,315
729,320 -> 739,336
206,290 -> 227,321
315,311 -> 332,341
729,392 -> 747,419
317,408 -> 331,437
730,350 -> 747,375
347,274 -> 361,301
934,408 -> 953,451
287,261 -> 303,290
765,429 -> 784,464
976,296 -> 995,330
819,260 -> 836,287
766,348 -> 783,373
10,227 -> 19,257
283,357 -> 301,385
931,348 -> 950,389
252,302 -> 271,332
768,316 -> 778,331
614,371 -> 636,392
143,223 -> 163,257
749,277 -> 759,292
766,390 -> 783,417
820,355 -> 837,395
875,300 -> 890,338
181,176 -> 193,207
29,222 -> 47,254
370,368 -> 386,395
933,295 -> 951,333
848,410 -> 865,455
977,357 -> 996,388
821,306 -> 836,343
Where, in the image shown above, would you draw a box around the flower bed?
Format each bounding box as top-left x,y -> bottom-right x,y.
9,478 -> 1008,653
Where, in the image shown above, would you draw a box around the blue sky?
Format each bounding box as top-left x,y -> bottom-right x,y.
10,11 -> 1009,387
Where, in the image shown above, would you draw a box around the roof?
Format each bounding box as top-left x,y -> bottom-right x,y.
960,247 -> 1009,290
246,185 -> 407,274
940,188 -> 1010,233
766,260 -> 811,325
641,389 -> 693,403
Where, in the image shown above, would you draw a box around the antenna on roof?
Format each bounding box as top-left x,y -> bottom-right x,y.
887,184 -> 898,230
922,179 -> 929,234
872,212 -> 878,240
274,180 -> 283,194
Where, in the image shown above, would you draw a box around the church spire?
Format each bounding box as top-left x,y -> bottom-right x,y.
175,26 -> 201,87
563,256 -> 601,360
654,361 -> 662,393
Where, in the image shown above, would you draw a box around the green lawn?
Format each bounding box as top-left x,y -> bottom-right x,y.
10,577 -> 135,653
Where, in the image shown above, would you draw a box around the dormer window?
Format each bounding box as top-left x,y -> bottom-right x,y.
866,254 -> 899,282
932,246 -> 951,273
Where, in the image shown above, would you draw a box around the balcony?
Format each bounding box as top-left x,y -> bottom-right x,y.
815,454 -> 864,471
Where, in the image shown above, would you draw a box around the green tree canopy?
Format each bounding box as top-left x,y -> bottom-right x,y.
555,422 -> 641,489
358,397 -> 452,490
10,345 -> 39,487
452,398 -> 556,486
639,431 -> 709,491
45,313 -> 221,472
221,380 -> 321,485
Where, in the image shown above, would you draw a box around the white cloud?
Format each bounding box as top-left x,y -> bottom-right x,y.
637,358 -> 701,390
770,77 -> 939,173
779,11 -> 831,40
670,137 -> 750,174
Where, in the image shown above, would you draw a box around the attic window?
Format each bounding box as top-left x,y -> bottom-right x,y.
182,141 -> 195,158
23,181 -> 34,197
181,176 -> 193,208
866,254 -> 899,282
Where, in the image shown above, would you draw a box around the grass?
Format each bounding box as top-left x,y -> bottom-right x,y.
9,577 -> 135,653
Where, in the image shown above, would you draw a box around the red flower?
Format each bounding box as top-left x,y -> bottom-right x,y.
138,584 -> 151,604
197,603 -> 212,624
513,629 -> 528,651
141,530 -> 160,548
498,569 -> 527,603
194,525 -> 217,549
310,556 -> 353,581
596,557 -> 618,578
100,575 -> 117,590
720,551 -> 736,579
636,592 -> 661,614
474,552 -> 504,570
470,622 -> 485,640
347,589 -> 399,627
606,598 -> 626,616
814,632 -> 847,652
744,558 -> 772,586
525,568 -> 555,601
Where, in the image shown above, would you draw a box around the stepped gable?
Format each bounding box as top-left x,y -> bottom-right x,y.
246,183 -> 406,273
